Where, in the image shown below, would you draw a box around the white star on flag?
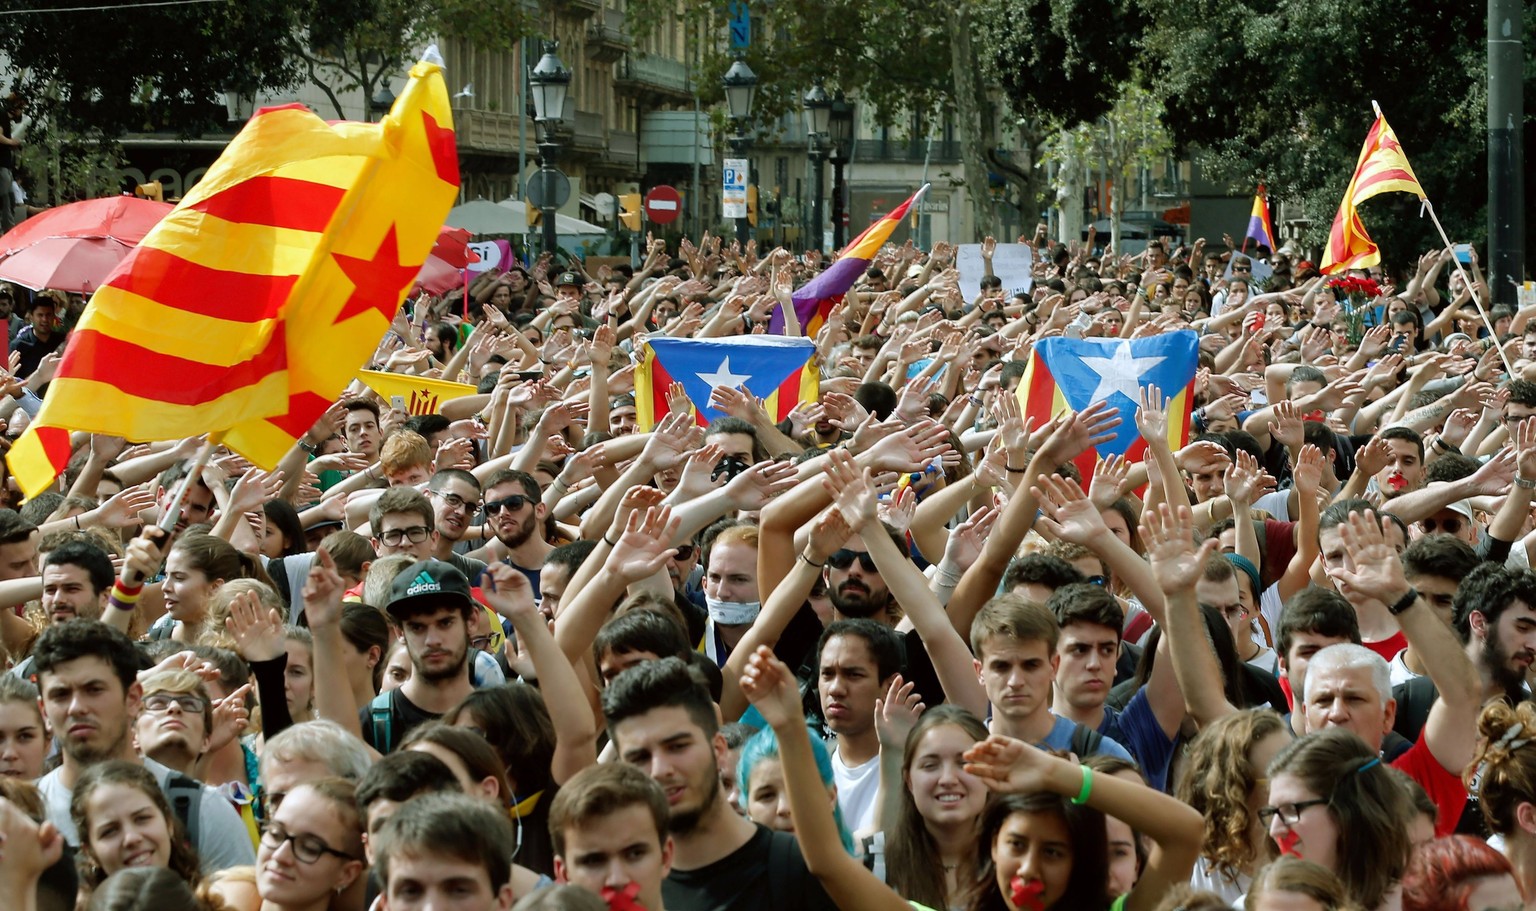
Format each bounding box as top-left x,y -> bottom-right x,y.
696,357 -> 752,392
1079,343 -> 1166,407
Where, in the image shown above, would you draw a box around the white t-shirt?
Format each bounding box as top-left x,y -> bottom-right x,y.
1189,859 -> 1249,905
1389,648 -> 1421,687
38,757 -> 255,873
831,747 -> 881,837
1253,490 -> 1292,522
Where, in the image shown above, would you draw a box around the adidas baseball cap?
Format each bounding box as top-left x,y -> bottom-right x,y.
386,559 -> 475,619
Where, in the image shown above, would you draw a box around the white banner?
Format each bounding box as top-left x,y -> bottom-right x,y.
957,243 -> 1034,301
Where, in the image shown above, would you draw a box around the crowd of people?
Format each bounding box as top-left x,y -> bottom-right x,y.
0,226 -> 1532,911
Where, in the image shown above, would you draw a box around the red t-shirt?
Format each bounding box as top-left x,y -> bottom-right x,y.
1392,736 -> 1466,837
1363,631 -> 1408,664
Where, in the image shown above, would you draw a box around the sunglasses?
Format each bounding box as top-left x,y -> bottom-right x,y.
673,544 -> 695,561
1420,517 -> 1464,536
827,549 -> 877,572
485,494 -> 533,514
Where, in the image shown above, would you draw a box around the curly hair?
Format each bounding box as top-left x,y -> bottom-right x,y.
1176,709 -> 1285,886
1466,700 -> 1536,837
70,761 -> 202,891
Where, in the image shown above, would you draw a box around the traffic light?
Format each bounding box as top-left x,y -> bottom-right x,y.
747,185 -> 758,226
527,207 -> 542,229
135,181 -> 163,202
619,193 -> 642,232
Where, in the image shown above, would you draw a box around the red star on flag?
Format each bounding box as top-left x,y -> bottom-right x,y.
331,225 -> 420,326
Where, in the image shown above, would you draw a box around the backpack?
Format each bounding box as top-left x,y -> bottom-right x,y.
163,772 -> 203,850
369,689 -> 397,754
1069,723 -> 1104,759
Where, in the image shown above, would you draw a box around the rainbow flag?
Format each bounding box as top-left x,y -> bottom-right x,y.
1016,332 -> 1198,482
6,53 -> 460,499
1320,113 -> 1426,274
1243,186 -> 1276,252
635,336 -> 818,431
770,184 -> 928,337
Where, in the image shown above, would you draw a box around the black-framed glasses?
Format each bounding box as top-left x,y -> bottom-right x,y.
260,821 -> 357,864
485,494 -> 532,514
470,635 -> 493,651
1257,798 -> 1329,827
143,694 -> 205,714
430,490 -> 478,513
673,544 -> 695,561
379,525 -> 432,546
827,549 -> 877,572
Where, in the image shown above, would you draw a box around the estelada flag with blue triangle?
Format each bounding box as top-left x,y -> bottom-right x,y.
635,335 -> 819,431
1016,331 -> 1199,481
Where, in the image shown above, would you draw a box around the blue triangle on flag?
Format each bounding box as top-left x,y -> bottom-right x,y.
649,336 -> 815,423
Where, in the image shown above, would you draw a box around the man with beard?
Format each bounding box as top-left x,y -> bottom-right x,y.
356,560 -> 477,752
134,670 -> 213,777
469,470 -> 552,594
1453,563 -> 1536,707
5,540 -> 113,680
603,656 -> 836,911
31,620 -> 254,870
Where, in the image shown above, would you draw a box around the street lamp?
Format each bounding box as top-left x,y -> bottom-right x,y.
529,45 -> 572,257
723,59 -> 758,246
803,82 -> 831,253
368,83 -> 396,122
828,96 -> 854,250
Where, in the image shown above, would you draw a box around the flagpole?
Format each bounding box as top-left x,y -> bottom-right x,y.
1422,199 -> 1514,376
157,438 -> 218,534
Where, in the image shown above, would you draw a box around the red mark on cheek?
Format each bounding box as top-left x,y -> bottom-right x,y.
1010,875 -> 1046,911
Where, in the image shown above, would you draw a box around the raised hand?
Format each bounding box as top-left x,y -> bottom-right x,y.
640,412 -> 699,471
1468,447 -> 1517,495
990,390 -> 1030,454
944,503 -> 999,571
864,419 -> 951,473
674,442 -> 728,500
224,590 -> 286,663
821,392 -> 869,431
1223,450 -> 1267,507
874,674 -> 925,751
479,562 -> 539,621
807,507 -> 854,564
821,448 -> 879,531
1140,502 -> 1220,594
1516,418 -> 1536,482
1032,473 -> 1108,545
1088,454 -> 1129,511
300,546 -> 346,629
740,646 -> 808,731
665,381 -> 692,417
1134,384 -> 1170,445
962,735 -> 1055,795
121,527 -> 169,587
96,483 -> 156,528
709,384 -> 765,423
1332,510 -> 1411,604
606,505 -> 681,583
724,459 -> 798,511
1291,444 -> 1325,493
879,485 -> 918,535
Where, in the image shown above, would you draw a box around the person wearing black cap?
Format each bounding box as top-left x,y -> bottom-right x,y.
358,559 -> 478,753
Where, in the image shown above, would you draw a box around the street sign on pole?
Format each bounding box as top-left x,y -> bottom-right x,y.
645,185 -> 682,225
728,0 -> 751,49
722,158 -> 748,220
526,168 -> 571,210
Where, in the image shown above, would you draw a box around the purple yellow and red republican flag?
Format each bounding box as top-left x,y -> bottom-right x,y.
1016,331 -> 1199,482
1320,113 -> 1427,274
635,336 -> 818,432
7,53 -> 461,498
769,184 -> 929,338
1243,185 -> 1276,253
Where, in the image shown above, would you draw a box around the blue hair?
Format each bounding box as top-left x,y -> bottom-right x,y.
737,725 -> 855,854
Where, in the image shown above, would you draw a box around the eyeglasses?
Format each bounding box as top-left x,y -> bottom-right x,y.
379,525 -> 432,546
827,549 -> 877,572
470,635 -> 493,651
254,787 -> 286,823
430,490 -> 478,513
260,821 -> 357,864
485,494 -> 532,514
673,545 -> 695,561
1257,797 -> 1329,827
143,694 -> 206,714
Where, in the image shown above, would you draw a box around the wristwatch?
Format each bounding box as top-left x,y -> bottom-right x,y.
298,437 -> 319,455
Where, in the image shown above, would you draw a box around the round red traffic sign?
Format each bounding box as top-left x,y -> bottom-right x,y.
644,185 -> 682,225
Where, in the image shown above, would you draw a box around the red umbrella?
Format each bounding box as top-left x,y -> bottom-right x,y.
0,195 -> 173,292
415,225 -> 480,296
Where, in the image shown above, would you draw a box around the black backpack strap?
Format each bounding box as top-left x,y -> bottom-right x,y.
164,773 -> 202,851
1069,723 -> 1104,759
369,690 -> 395,753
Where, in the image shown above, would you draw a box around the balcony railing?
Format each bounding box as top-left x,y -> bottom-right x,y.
615,52 -> 692,99
569,109 -> 606,153
853,138 -> 962,163
559,0 -> 601,17
605,129 -> 639,168
453,108 -> 523,155
586,8 -> 631,61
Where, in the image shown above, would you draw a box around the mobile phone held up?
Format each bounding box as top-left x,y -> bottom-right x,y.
1454,244 -> 1473,264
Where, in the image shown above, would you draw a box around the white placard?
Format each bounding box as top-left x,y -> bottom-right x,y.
722,157 -> 748,219
957,243 -> 1035,301
465,241 -> 502,273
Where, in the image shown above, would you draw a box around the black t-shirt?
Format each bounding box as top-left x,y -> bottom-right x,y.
662,824 -> 837,911
358,687 -> 441,753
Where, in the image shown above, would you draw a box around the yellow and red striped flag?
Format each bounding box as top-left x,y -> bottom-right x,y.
357,370 -> 477,415
7,55 -> 460,498
1320,114 -> 1427,274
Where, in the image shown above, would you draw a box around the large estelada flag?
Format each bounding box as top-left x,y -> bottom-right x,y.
1016,331 -> 1199,482
357,370 -> 477,415
1243,185 -> 1276,252
1320,114 -> 1426,274
769,184 -> 928,338
635,335 -> 818,431
7,54 -> 460,498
